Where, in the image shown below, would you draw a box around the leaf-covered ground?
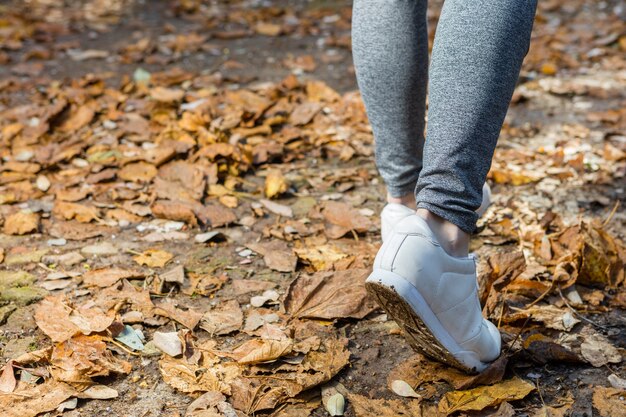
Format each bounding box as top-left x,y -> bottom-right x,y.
0,0 -> 625,416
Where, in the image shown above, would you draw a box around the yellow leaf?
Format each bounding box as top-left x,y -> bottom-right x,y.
133,249 -> 173,268
438,377 -> 535,415
264,170 -> 288,199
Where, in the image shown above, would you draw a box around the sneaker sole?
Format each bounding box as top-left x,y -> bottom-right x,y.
366,269 -> 486,374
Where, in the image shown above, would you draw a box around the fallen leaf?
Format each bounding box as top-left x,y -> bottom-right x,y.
388,353 -> 508,393
35,296 -> 114,342
3,211 -> 39,235
200,299 -> 243,336
580,331 -> 622,367
265,170 -> 289,199
0,380 -> 77,417
391,379 -> 421,398
322,201 -> 372,239
50,334 -> 131,385
438,377 -> 535,415
53,201 -> 99,223
592,386 -> 626,417
290,102 -> 322,126
294,244 -> 349,271
347,393 -> 423,417
154,298 -> 203,329
150,86 -> 185,103
133,249 -> 173,268
284,269 -> 377,320
522,333 -> 583,364
231,338 -> 293,365
118,162 -> 157,182
82,268 -> 144,287
159,350 -> 240,394
247,240 -> 297,272
0,361 -> 16,393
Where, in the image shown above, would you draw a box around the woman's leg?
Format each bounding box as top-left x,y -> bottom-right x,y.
364,0 -> 537,373
352,0 -> 429,207
416,0 -> 537,239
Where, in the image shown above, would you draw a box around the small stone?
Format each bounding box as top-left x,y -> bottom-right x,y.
42,251 -> 84,267
36,175 -> 50,192
102,120 -> 117,130
152,331 -> 182,357
238,249 -> 253,257
47,238 -> 67,246
195,231 -> 224,243
81,242 -> 118,256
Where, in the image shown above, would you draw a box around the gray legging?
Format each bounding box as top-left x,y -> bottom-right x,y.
352,0 -> 537,233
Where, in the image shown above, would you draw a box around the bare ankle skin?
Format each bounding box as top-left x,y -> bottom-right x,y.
387,192 -> 417,210
415,208 -> 470,257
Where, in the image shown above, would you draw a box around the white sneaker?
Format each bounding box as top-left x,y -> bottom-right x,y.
381,182 -> 492,242
366,214 -> 501,373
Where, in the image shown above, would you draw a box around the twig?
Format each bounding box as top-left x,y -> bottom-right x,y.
536,378 -> 546,409
497,288 -> 508,329
504,315 -> 532,356
603,200 -> 620,226
525,280 -> 556,309
557,286 -> 609,330
108,339 -> 142,356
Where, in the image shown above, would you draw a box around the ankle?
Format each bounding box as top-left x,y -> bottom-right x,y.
387,192 -> 417,210
415,208 -> 469,257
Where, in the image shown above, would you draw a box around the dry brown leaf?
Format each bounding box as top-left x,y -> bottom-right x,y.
82,267 -> 144,287
59,104 -> 95,132
118,162 -> 157,182
3,211 -> 39,235
34,296 -> 114,342
247,240 -> 297,272
254,22 -> 282,36
438,377 -> 535,415
522,333 -> 583,364
580,331 -> 622,367
230,279 -> 276,296
0,361 -> 16,393
231,338 -> 293,365
531,404 -> 572,417
151,86 -> 185,103
348,393 -> 424,417
47,220 -> 111,240
154,298 -> 203,329
0,380 -> 77,417
151,200 -> 198,226
290,102 -> 322,126
592,386 -> 626,417
50,334 -> 131,385
159,351 -> 240,395
200,299 -> 243,336
284,269 -> 377,320
388,353 -> 508,393
53,201 -> 99,223
197,203 -> 237,227
509,305 -> 580,331
322,201 -> 372,239
133,249 -> 173,268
